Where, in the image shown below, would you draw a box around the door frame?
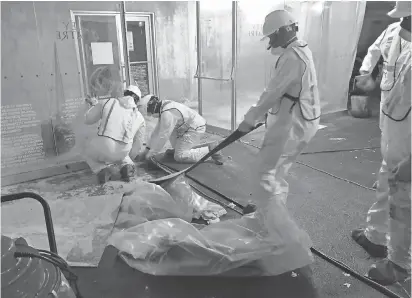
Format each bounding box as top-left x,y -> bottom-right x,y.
124,12 -> 159,96
70,10 -> 126,97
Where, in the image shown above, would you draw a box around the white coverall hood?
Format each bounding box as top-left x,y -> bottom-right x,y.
118,96 -> 137,109
270,47 -> 286,56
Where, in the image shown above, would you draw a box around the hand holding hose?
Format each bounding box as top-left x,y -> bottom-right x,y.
238,120 -> 256,133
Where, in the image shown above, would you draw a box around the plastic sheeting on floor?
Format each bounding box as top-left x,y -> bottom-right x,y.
108,176 -> 314,276
1,167 -> 226,267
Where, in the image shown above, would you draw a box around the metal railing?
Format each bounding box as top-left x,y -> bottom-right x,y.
1,192 -> 58,254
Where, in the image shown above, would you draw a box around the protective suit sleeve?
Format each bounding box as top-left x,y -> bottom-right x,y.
359,28 -> 387,74
147,111 -> 177,157
84,103 -> 103,125
402,66 -> 411,107
84,98 -> 111,125
244,52 -> 304,125
129,118 -> 147,160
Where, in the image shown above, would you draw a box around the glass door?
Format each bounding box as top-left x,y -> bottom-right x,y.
125,15 -> 156,97
197,1 -> 234,131
72,12 -> 126,99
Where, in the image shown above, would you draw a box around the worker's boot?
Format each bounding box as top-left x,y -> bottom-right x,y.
120,164 -> 136,182
97,168 -> 112,185
367,259 -> 410,286
351,228 -> 388,258
165,149 -> 175,159
208,141 -> 224,165
243,203 -> 257,215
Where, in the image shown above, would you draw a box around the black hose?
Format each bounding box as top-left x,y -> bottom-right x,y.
14,251 -> 83,298
310,248 -> 403,298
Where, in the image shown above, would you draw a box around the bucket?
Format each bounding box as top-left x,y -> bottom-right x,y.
349,95 -> 371,118
348,77 -> 372,118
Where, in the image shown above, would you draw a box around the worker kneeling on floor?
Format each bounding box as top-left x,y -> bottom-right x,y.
83,85 -> 146,184
136,95 -> 224,164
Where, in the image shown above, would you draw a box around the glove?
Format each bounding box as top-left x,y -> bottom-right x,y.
85,96 -> 98,106
392,155 -> 411,183
238,120 -> 255,133
354,74 -> 375,92
135,148 -> 150,162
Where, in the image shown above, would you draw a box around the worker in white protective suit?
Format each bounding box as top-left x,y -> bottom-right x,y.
136,95 -> 224,164
352,1 -> 411,285
352,6 -> 407,258
83,85 -> 146,184
355,9 -> 401,206
237,9 -> 321,207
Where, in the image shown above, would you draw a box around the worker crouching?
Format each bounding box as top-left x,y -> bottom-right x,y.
83,85 -> 146,184
136,95 -> 224,165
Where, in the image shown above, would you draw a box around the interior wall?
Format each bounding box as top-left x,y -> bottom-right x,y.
1,1 -> 122,180
293,1 -> 366,114
1,1 -> 195,184
126,1 -> 196,103
203,1 -> 367,129
357,1 -> 396,57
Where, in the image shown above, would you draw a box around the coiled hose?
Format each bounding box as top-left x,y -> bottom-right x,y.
14,250 -> 83,298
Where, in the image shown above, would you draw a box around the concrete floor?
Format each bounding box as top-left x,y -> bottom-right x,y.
1,111 -> 410,297
155,112 -> 410,298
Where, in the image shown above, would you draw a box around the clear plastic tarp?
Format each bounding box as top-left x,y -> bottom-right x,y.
1,174 -> 228,267
108,176 -> 314,276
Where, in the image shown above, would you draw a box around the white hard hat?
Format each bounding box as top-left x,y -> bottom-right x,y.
388,1 -> 411,18
261,9 -> 297,40
125,85 -> 142,98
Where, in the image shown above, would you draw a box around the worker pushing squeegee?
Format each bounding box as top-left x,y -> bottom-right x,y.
235,8 -> 321,208
150,8 -> 322,205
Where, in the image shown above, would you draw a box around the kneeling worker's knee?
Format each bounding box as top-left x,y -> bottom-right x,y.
174,151 -> 189,162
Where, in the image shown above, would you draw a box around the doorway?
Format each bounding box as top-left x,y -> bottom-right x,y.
71,12 -> 126,99
125,14 -> 158,97
71,11 -> 157,99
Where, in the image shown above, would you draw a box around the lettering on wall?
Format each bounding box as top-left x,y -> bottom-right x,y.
1,104 -> 41,135
1,104 -> 45,168
60,97 -> 85,123
54,97 -> 86,154
248,24 -> 264,37
57,21 -> 82,41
